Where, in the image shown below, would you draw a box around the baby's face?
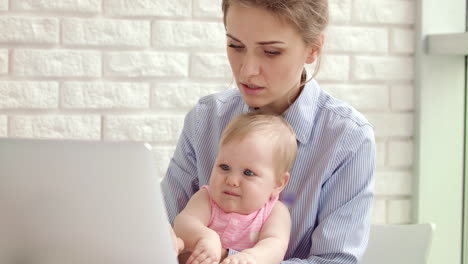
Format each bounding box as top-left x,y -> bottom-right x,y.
208,133 -> 283,214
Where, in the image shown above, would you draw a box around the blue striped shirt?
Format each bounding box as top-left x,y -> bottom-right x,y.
161,79 -> 375,264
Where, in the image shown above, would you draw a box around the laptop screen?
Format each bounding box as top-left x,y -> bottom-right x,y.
0,138 -> 178,264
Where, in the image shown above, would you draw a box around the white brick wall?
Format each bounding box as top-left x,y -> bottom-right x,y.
0,49 -> 8,74
12,0 -> 101,13
105,51 -> 188,77
0,0 -> 7,10
0,81 -> 58,108
62,82 -> 149,109
329,0 -> 351,23
63,19 -> 150,47
0,0 -> 416,224
104,0 -> 191,17
353,0 -> 415,24
0,116 -> 6,136
13,49 -> 101,77
0,16 -> 59,44
10,115 -> 101,139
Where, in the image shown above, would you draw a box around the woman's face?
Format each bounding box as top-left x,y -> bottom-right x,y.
225,4 -> 319,114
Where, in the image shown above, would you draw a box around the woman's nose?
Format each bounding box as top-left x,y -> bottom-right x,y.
240,54 -> 260,78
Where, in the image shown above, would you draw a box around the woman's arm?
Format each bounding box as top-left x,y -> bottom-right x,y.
161,108 -> 200,224
282,125 -> 375,264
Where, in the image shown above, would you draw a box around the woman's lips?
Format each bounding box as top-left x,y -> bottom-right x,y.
241,83 -> 265,95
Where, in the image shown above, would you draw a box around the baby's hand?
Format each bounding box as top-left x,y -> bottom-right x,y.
221,252 -> 256,264
186,237 -> 222,264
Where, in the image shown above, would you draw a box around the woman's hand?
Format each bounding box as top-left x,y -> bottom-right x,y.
170,226 -> 185,255
186,236 -> 222,264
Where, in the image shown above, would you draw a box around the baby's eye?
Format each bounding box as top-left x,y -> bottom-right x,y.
219,164 -> 230,171
243,169 -> 255,176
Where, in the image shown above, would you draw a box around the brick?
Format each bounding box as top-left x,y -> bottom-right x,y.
0,81 -> 58,109
353,56 -> 413,81
194,0 -> 222,18
152,82 -> 226,110
390,84 -> 413,111
329,0 -> 352,23
0,116 -> 6,136
375,171 -> 412,196
0,0 -> 7,10
62,82 -> 149,109
326,26 -> 388,52
12,0 -> 100,13
366,113 -> 413,138
0,49 -> 7,74
310,55 -> 349,81
371,199 -> 386,224
105,0 -> 191,17
321,84 -> 388,111
13,49 -> 101,77
104,115 -> 184,143
376,141 -> 386,168
388,140 -> 413,167
0,17 -> 58,44
353,0 -> 415,25
387,199 -> 412,224
191,53 -> 232,79
391,28 -> 414,54
63,18 -> 150,47
153,21 -> 225,49
151,146 -> 176,179
105,51 -> 188,77
10,115 -> 101,139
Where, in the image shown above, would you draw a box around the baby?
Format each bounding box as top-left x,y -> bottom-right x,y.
174,112 -> 298,264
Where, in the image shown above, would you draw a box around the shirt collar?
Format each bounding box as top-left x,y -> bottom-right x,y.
241,73 -> 321,144
282,79 -> 320,144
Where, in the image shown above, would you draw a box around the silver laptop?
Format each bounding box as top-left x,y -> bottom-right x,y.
0,138 -> 178,264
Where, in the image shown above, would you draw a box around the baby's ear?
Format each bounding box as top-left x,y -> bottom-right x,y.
271,172 -> 290,197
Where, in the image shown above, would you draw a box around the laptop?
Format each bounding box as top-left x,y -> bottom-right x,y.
0,138 -> 178,264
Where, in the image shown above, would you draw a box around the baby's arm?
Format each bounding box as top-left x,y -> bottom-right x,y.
174,188 -> 223,264
223,201 -> 291,264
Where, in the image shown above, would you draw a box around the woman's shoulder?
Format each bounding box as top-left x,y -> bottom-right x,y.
197,88 -> 243,107
182,88 -> 244,134
309,85 -> 375,145
193,88 -> 244,117
317,88 -> 371,129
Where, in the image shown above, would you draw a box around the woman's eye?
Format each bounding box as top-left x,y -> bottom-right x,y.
243,169 -> 255,176
228,44 -> 243,50
219,164 -> 230,171
264,50 -> 281,56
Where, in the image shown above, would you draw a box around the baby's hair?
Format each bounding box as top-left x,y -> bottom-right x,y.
220,112 -> 298,174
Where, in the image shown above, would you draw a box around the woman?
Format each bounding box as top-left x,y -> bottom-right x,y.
162,0 -> 376,263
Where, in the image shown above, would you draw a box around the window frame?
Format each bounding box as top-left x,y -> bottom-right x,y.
415,0 -> 467,263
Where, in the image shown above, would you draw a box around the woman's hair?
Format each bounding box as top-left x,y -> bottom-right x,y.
221,0 -> 329,78
219,112 -> 298,175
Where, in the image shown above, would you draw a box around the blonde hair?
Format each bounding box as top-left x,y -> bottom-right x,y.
221,0 -> 329,79
220,112 -> 298,175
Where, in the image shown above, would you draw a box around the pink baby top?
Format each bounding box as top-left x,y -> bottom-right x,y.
201,185 -> 279,251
